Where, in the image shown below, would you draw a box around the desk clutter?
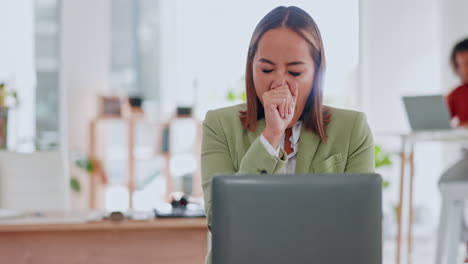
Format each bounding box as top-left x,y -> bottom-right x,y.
0,207 -> 205,227
0,191 -> 204,226
154,192 -> 205,218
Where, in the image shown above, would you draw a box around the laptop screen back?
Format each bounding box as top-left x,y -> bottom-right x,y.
211,174 -> 382,264
403,95 -> 452,130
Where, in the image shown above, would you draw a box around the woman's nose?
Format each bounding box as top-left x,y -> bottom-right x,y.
271,79 -> 287,89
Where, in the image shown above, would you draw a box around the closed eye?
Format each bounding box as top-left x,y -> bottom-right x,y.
262,69 -> 273,73
289,71 -> 301,76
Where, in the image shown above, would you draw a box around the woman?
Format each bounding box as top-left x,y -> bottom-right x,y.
440,37 -> 468,263
201,6 -> 374,264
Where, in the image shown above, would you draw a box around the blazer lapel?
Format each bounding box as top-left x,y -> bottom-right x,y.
295,126 -> 321,173
247,118 -> 321,173
247,118 -> 266,145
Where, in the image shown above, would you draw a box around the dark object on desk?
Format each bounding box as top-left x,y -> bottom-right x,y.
211,174 -> 382,264
102,211 -> 126,222
128,96 -> 144,114
128,96 -> 143,108
109,211 -> 125,222
155,193 -> 205,218
171,194 -> 189,209
176,106 -> 192,117
161,126 -> 170,153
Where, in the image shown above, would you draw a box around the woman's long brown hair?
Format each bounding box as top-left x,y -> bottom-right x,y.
240,6 -> 330,142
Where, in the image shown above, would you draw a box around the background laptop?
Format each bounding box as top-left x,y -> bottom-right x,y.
211,174 -> 382,264
402,95 -> 452,131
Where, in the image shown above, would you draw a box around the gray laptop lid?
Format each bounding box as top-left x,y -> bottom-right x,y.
212,174 -> 382,264
402,95 -> 452,130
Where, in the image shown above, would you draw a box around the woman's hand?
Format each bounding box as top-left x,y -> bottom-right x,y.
459,121 -> 468,128
261,82 -> 298,149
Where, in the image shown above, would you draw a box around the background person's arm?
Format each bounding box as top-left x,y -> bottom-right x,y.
459,120 -> 468,128
344,112 -> 375,173
201,109 -> 287,229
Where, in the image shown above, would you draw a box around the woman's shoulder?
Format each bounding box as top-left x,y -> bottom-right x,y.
327,105 -> 366,121
207,103 -> 246,117
448,84 -> 468,99
326,105 -> 370,134
203,103 -> 246,130
324,106 -> 372,150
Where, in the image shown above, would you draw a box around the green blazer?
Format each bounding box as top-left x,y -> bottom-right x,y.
201,103 -> 375,264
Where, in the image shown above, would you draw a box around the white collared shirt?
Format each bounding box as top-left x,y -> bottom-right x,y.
259,121 -> 302,174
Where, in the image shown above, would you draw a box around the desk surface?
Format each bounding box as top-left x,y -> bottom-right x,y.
0,211 -> 207,232
0,211 -> 208,264
376,128 -> 468,142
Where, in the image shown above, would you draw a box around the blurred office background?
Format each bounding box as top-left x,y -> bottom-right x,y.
0,0 -> 468,263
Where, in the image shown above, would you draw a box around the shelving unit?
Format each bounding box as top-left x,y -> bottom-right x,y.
88,110 -> 202,210
34,0 -> 60,145
161,113 -> 203,202
89,113 -> 149,209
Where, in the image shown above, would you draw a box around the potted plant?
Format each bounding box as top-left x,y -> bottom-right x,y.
0,83 -> 18,108
375,145 -> 397,239
0,82 -> 18,149
71,151 -> 107,194
375,145 -> 392,188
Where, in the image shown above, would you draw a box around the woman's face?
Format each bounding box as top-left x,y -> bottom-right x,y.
455,51 -> 468,84
253,27 -> 315,124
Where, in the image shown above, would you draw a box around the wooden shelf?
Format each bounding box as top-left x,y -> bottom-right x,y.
88,113 -> 203,209
88,114 -> 158,209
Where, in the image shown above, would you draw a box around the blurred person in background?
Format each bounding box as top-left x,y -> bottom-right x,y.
441,37 -> 468,263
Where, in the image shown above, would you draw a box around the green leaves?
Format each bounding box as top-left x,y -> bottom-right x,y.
375,145 -> 392,168
227,90 -> 247,102
375,145 -> 393,189
71,152 -> 94,194
70,177 -> 81,193
382,180 -> 390,189
0,83 -> 19,107
227,90 -> 236,101
75,157 -> 94,173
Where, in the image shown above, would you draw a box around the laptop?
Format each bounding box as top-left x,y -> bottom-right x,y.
402,95 -> 452,131
211,174 -> 382,264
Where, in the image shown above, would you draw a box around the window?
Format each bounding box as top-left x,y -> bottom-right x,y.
35,0 -> 60,150
105,0 -> 163,210
111,0 -> 160,100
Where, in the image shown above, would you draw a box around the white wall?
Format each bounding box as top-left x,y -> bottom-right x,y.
60,0 -> 111,209
158,0 -> 181,118
359,0 -> 442,131
0,1 -> 71,211
0,151 -> 67,211
439,0 -> 468,91
0,0 -> 36,151
360,0 -> 443,239
159,0 -> 359,119
360,0 -> 468,241
360,0 -> 468,131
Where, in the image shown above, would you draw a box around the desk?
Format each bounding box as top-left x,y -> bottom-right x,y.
394,129 -> 468,264
0,212 -> 208,264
